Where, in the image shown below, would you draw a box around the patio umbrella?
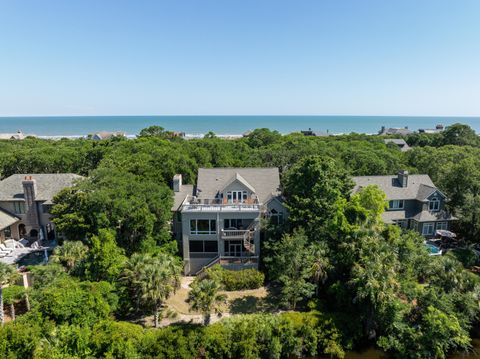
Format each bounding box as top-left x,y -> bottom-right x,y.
435,229 -> 456,239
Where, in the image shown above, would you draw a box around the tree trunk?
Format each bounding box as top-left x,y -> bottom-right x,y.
204,313 -> 211,326
10,303 -> 15,321
154,306 -> 160,328
0,286 -> 4,326
25,293 -> 31,311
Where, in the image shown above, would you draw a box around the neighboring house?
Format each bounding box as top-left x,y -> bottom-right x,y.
301,128 -> 330,137
384,138 -> 411,152
172,168 -> 287,275
418,124 -> 445,134
90,131 -> 126,140
353,170 -> 455,238
0,174 -> 82,243
378,126 -> 413,136
0,130 -> 35,140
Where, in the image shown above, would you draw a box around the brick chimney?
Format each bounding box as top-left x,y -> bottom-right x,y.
397,170 -> 409,188
173,174 -> 182,192
22,176 -> 40,235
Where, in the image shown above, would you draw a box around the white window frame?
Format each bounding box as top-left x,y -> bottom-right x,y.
389,200 -> 404,210
227,190 -> 248,203
190,219 -> 217,235
429,198 -> 440,212
436,222 -> 448,231
422,222 -> 435,235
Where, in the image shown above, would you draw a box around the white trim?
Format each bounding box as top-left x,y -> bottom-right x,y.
436,221 -> 448,230
422,222 -> 435,235
429,198 -> 440,212
389,200 -> 404,210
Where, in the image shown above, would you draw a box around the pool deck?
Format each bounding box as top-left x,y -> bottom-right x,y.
0,241 -> 57,266
0,248 -> 39,265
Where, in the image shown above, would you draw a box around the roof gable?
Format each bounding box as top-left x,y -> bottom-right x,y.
196,168 -> 280,203
221,173 -> 256,193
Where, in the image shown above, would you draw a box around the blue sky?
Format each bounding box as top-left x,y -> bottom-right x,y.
0,0 -> 479,116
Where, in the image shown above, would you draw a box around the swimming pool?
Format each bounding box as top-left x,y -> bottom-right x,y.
15,250 -> 53,267
426,243 -> 442,256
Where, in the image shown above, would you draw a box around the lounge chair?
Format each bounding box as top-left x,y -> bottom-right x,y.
0,244 -> 13,254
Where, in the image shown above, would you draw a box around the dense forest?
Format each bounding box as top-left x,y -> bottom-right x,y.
1,123 -> 480,358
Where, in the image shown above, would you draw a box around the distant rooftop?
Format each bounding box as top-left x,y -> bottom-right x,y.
0,173 -> 83,203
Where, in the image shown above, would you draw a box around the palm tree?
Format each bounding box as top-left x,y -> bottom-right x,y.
0,262 -> 16,326
122,252 -> 181,328
52,241 -> 88,272
309,243 -> 331,296
188,279 -> 226,325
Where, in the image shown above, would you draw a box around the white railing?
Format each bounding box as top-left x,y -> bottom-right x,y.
221,229 -> 249,238
182,196 -> 261,212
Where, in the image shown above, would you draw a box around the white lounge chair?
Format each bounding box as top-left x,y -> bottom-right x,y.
0,244 -> 13,254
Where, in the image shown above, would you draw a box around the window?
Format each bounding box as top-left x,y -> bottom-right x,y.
429,198 -> 440,211
13,201 -> 25,214
224,219 -> 243,229
189,240 -> 218,253
3,226 -> 11,238
436,222 -> 448,230
226,191 -> 248,203
395,220 -> 407,229
189,241 -> 204,252
43,204 -> 53,213
269,208 -> 284,225
389,200 -> 404,210
190,219 -> 216,234
422,222 -> 435,235
204,241 -> 218,252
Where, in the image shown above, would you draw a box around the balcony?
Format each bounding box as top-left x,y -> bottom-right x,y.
221,229 -> 250,239
181,196 -> 261,212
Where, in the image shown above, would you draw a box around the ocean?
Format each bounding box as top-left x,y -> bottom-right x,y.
0,115 -> 478,138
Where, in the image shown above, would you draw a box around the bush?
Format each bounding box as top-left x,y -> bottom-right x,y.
205,265 -> 264,291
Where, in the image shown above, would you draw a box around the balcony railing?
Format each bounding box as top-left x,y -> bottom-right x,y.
221,229 -> 250,239
182,196 -> 261,212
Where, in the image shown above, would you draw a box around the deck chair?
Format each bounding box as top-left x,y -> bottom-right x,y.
0,244 -> 13,254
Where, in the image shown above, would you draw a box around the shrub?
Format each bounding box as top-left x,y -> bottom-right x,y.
205,265 -> 264,291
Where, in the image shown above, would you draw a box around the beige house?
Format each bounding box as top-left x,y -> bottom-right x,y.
0,174 -> 82,243
172,168 -> 287,275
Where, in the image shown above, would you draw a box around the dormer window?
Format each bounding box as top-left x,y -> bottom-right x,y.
227,190 -> 247,203
389,200 -> 404,210
429,198 -> 440,211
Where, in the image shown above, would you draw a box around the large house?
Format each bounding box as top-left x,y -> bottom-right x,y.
353,171 -> 455,237
172,168 -> 287,275
0,174 -> 82,243
378,126 -> 413,136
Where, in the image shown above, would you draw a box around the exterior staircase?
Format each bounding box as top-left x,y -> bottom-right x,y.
195,255 -> 220,277
242,219 -> 258,254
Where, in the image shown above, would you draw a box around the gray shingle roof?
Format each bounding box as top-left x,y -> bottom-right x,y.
379,128 -> 413,136
0,209 -> 19,230
412,210 -> 456,222
0,174 -> 83,203
196,168 -> 281,203
384,139 -> 411,152
172,184 -> 194,211
352,174 -> 436,200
